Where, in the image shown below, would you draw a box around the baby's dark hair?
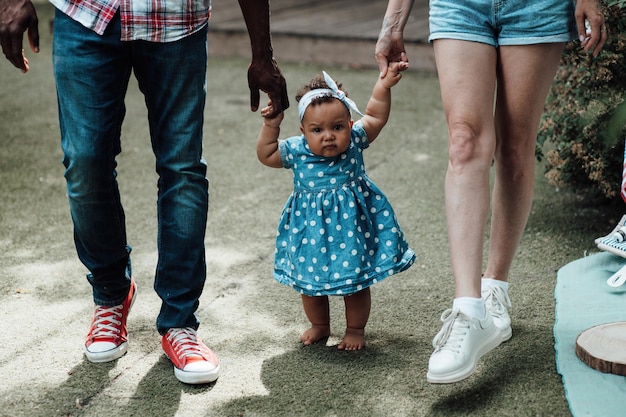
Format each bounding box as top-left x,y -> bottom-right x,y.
295,74 -> 350,106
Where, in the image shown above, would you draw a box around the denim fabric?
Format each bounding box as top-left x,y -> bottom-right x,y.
53,9 -> 209,334
429,0 -> 576,46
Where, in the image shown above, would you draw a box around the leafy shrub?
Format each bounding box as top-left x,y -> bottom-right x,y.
538,0 -> 626,200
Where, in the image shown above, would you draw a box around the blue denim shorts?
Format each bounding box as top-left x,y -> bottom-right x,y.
429,0 -> 577,46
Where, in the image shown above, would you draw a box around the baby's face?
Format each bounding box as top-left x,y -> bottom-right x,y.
300,99 -> 353,157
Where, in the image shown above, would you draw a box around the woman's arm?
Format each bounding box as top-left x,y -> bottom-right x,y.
375,0 -> 415,77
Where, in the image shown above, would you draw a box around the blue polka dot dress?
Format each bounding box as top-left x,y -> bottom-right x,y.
274,121 -> 415,297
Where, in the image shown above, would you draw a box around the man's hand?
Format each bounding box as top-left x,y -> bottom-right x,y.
238,0 -> 289,118
247,57 -> 289,118
0,0 -> 39,72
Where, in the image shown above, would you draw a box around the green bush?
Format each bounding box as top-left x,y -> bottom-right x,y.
538,0 -> 626,200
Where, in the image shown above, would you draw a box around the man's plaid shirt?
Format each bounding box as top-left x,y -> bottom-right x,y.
49,0 -> 211,42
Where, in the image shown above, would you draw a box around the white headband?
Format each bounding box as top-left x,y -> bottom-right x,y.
297,71 -> 364,121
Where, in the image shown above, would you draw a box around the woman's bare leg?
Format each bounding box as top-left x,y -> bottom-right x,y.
484,43 -> 566,282
435,39 -> 498,299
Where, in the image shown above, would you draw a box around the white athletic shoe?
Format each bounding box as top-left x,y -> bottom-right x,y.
482,285 -> 512,342
427,308 -> 501,384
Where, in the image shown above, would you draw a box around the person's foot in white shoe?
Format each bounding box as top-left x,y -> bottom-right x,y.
482,285 -> 512,342
427,308 -> 501,384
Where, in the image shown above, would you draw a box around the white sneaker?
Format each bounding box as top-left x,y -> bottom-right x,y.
482,285 -> 512,342
427,308 -> 501,383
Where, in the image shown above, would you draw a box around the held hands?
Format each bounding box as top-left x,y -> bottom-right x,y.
261,100 -> 284,128
379,61 -> 409,89
576,0 -> 607,57
247,57 -> 289,118
0,0 -> 39,73
375,28 -> 409,79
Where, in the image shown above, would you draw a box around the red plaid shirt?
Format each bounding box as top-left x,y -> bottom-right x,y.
50,0 -> 211,42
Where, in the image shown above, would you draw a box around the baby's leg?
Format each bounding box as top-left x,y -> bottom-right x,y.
300,295 -> 331,345
338,288 -> 371,350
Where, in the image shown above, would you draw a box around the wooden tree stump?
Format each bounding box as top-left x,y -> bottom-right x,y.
576,322 -> 626,376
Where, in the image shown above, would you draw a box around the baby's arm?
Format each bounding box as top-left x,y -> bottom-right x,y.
361,61 -> 409,143
257,102 -> 285,168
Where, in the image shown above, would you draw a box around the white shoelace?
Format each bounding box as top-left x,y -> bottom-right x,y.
165,327 -> 206,359
432,309 -> 470,354
482,286 -> 511,318
90,304 -> 123,339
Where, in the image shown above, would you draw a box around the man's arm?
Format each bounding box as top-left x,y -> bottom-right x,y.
238,0 -> 289,117
0,0 -> 39,73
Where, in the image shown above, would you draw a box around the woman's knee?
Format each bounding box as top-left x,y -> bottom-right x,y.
447,121 -> 491,169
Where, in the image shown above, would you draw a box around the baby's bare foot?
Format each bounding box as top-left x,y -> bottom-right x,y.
300,325 -> 330,345
337,327 -> 365,351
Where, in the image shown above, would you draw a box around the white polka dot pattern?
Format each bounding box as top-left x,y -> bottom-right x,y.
274,121 -> 415,296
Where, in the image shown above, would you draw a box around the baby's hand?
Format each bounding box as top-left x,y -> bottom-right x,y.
261,100 -> 284,127
380,61 -> 409,88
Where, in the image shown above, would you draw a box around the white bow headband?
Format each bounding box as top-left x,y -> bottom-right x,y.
297,71 -> 364,121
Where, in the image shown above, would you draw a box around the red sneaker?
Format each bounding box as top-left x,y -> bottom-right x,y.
84,280 -> 137,363
161,327 -> 220,384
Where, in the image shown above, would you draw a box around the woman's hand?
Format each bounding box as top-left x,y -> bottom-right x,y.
576,0 -> 607,57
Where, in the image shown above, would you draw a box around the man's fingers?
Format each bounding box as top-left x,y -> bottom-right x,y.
247,67 -> 289,115
22,52 -> 29,72
265,94 -> 282,118
27,22 -> 39,53
249,87 -> 260,112
2,38 -> 26,71
281,88 -> 290,111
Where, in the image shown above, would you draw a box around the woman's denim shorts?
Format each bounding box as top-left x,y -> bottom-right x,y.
429,0 -> 577,46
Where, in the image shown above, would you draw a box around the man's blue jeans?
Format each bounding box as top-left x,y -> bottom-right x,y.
53,9 -> 209,334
